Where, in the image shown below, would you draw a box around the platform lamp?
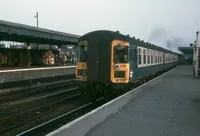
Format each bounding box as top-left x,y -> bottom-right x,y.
195,31 -> 199,77
191,42 -> 195,74
191,42 -> 194,57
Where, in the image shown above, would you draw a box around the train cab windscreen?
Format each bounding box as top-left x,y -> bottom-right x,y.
77,46 -> 87,62
113,45 -> 128,63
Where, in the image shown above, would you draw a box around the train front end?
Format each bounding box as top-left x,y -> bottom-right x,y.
110,40 -> 130,89
76,31 -> 132,100
76,40 -> 88,87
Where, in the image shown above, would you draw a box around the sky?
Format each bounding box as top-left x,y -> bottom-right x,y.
1,0 -> 200,53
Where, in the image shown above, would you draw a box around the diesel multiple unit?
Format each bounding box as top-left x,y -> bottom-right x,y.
76,30 -> 185,99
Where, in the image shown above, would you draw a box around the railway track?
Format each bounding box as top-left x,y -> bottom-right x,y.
13,70 -> 163,136
2,79 -> 146,136
16,98 -> 104,136
0,86 -> 82,136
0,78 -> 77,106
0,68 -> 172,136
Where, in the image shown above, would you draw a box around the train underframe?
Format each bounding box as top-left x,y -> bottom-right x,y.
78,81 -> 130,101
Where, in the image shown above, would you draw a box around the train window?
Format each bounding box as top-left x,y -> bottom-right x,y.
143,49 -> 146,64
167,55 -> 169,62
155,51 -> 157,63
157,52 -> 159,63
151,50 -> 153,64
113,45 -> 128,63
147,50 -> 150,64
159,54 -> 161,63
162,54 -> 164,62
77,45 -> 87,62
138,48 -> 142,65
160,53 -> 162,63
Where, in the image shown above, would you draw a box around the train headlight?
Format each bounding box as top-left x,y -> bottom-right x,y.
130,70 -> 133,78
115,64 -> 120,70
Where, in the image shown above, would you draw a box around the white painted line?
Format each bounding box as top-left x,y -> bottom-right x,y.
0,66 -> 76,73
47,68 -> 175,136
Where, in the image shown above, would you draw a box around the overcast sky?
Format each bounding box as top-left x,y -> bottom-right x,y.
1,0 -> 200,52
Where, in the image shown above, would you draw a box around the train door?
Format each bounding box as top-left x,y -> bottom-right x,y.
87,37 -> 111,82
87,39 -> 99,82
129,44 -> 137,81
110,40 -> 130,83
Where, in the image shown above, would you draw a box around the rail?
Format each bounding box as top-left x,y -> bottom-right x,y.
16,98 -> 104,136
0,87 -> 81,134
0,78 -> 77,104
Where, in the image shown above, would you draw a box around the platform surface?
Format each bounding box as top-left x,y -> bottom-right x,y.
0,65 -> 76,83
48,65 -> 200,136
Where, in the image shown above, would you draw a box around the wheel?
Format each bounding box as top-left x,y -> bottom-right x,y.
103,88 -> 113,102
82,86 -> 93,102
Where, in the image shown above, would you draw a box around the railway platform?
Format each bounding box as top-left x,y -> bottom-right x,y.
47,65 -> 200,136
0,65 -> 76,84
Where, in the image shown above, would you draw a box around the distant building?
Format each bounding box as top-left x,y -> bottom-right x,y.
178,46 -> 200,63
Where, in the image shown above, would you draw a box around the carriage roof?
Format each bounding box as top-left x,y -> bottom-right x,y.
79,30 -> 180,55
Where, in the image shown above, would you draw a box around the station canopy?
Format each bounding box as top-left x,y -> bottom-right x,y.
0,20 -> 80,45
178,47 -> 194,54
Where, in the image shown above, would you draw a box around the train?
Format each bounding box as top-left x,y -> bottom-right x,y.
76,30 -> 185,100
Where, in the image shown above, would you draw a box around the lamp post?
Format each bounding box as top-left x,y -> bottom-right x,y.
192,42 -> 195,75
34,12 -> 39,27
195,31 -> 199,77
27,43 -> 31,67
34,12 -> 39,49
